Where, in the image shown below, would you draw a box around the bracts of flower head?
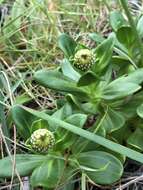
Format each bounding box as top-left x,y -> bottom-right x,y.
73,49 -> 95,71
29,129 -> 55,153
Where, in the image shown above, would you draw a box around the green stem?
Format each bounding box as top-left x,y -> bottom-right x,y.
120,0 -> 143,67
81,173 -> 86,190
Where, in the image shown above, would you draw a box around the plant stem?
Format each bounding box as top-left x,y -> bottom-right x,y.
120,0 -> 143,67
81,173 -> 86,190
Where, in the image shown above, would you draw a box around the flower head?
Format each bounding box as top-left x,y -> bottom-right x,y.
74,49 -> 95,71
30,129 -> 55,153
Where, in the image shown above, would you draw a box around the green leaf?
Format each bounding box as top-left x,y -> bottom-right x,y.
103,68 -> 143,93
48,103 -> 73,130
71,122 -> 106,154
111,56 -> 136,74
103,79 -> 141,100
77,151 -> 123,184
127,127 -> 143,151
31,158 -> 65,188
15,94 -> 32,104
58,33 -> 77,58
137,16 -> 143,38
89,33 -> 104,44
53,103 -> 72,120
61,59 -> 80,81
137,103 -> 143,118
66,114 -> 87,128
31,119 -> 50,133
55,114 -> 87,150
116,26 -> 135,48
0,154 -> 45,177
101,108 -> 125,133
34,69 -> 88,99
93,35 -> 114,74
77,71 -> 99,87
11,106 -> 37,140
20,105 -> 143,164
96,146 -> 126,164
120,91 -> 143,119
122,68 -> 143,84
81,102 -> 99,114
109,11 -> 127,31
66,94 -> 82,109
0,0 -> 5,4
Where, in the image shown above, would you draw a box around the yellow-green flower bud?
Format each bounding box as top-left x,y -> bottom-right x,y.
30,129 -> 55,153
74,49 -> 95,71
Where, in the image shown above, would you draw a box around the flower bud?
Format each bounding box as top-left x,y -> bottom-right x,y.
74,49 -> 95,71
30,129 -> 55,153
